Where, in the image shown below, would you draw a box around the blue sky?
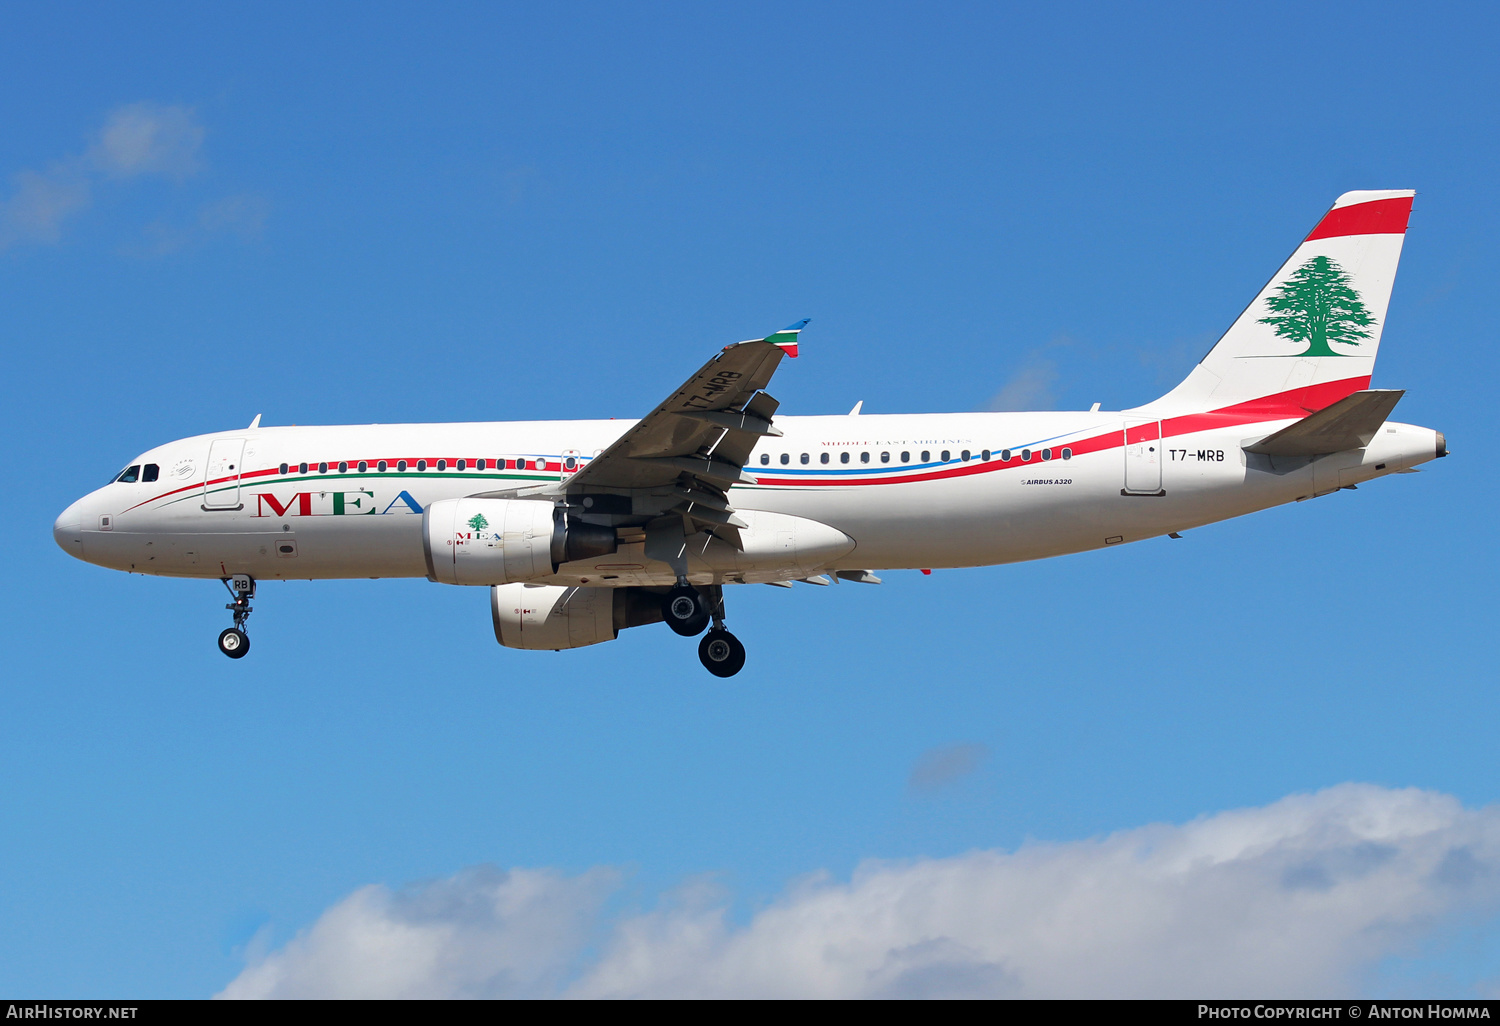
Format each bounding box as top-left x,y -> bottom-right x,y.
3,1 -> 1498,998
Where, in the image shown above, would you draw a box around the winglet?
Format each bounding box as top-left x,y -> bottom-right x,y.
764,319 -> 809,358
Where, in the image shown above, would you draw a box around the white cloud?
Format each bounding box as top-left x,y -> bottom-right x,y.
218,867 -> 619,999
1,102 -> 210,251
0,166 -> 90,247
218,784 -> 1500,999
908,742 -> 988,792
988,335 -> 1073,411
91,103 -> 204,180
134,194 -> 272,255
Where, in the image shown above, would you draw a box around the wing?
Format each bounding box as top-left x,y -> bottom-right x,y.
472,320 -> 805,544
565,320 -> 805,496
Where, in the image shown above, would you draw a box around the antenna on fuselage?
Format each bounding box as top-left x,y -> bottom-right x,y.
248,414 -> 262,429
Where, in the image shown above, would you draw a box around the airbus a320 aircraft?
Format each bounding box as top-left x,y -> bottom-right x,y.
54,190 -> 1444,676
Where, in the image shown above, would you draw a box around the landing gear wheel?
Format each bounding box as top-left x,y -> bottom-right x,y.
218,628 -> 250,659
698,629 -> 746,677
663,585 -> 710,637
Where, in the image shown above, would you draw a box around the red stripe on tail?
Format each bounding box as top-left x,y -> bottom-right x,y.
1305,196 -> 1413,241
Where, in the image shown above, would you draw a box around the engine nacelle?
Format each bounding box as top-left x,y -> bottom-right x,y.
491,583 -> 663,650
424,498 -> 616,585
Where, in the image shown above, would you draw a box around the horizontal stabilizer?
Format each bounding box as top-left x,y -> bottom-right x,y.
1244,389 -> 1404,457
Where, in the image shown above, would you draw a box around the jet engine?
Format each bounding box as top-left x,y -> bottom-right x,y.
423,498 -> 617,585
491,583 -> 663,650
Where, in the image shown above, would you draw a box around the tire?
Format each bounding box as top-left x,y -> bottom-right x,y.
698,629 -> 746,677
218,628 -> 250,659
662,585 -> 710,637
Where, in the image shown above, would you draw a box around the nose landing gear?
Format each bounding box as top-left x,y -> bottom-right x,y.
218,575 -> 254,659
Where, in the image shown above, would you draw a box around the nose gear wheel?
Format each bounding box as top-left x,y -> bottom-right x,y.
218,628 -> 250,658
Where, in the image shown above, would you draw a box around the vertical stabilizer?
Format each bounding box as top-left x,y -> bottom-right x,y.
1138,190 -> 1414,417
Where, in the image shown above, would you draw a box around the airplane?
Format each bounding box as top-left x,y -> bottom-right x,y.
53,190 -> 1444,676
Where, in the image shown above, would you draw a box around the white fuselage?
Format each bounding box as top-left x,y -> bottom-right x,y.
53,410 -> 1443,587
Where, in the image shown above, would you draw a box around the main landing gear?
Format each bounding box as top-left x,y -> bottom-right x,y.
218,575 -> 254,659
662,580 -> 746,677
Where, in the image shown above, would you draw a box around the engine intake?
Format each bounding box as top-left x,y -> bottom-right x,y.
423,497 -> 617,585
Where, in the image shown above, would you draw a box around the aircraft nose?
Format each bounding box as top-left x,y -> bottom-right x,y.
53,500 -> 85,558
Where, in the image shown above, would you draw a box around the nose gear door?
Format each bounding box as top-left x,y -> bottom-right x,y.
203,437 -> 246,509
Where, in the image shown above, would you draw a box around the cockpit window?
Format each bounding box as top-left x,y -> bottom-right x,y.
142,464 -> 160,482
115,465 -> 140,484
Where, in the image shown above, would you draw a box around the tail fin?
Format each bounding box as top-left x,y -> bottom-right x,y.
1140,190 -> 1414,417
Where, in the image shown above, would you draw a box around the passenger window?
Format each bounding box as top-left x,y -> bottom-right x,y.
417,459 -> 427,471
840,452 -> 850,464
780,453 -> 790,465
397,460 -> 407,472
1061,448 -> 1072,460
298,462 -> 308,474
981,450 -> 990,461
800,453 -> 809,464
116,465 -> 140,483
921,450 -> 930,462
143,464 -> 160,482
941,450 -> 950,462
562,457 -> 574,471
880,451 -> 890,463
357,461 -> 368,473
478,459 -> 488,471
437,459 -> 447,471
338,462 -> 349,473
820,452 -> 830,464
319,462 -> 329,474
961,450 -> 971,461
278,463 -> 288,476
1042,448 -> 1052,461
860,452 -> 870,463
457,459 -> 467,471
377,461 -> 387,472
1001,450 -> 1011,462
760,453 -> 770,465
1021,449 -> 1031,462
901,451 -> 910,463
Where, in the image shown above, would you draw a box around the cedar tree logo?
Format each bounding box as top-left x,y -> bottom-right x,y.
466,512 -> 490,533
1257,255 -> 1376,357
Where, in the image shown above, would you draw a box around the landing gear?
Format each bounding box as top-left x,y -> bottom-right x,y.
219,575 -> 255,659
662,581 -> 748,676
662,580 -> 711,637
698,629 -> 745,677
692,584 -> 746,677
